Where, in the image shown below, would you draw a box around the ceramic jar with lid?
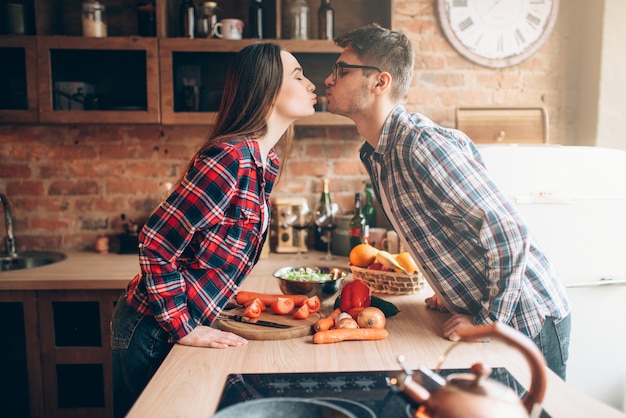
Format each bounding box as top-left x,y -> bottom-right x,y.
82,0 -> 107,37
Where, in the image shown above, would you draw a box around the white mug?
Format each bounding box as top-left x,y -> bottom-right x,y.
212,19 -> 244,40
368,227 -> 387,250
381,230 -> 399,254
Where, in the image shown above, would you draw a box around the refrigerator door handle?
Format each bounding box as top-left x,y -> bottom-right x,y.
566,277 -> 626,288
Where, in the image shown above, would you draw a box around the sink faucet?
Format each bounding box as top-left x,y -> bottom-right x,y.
0,193 -> 17,256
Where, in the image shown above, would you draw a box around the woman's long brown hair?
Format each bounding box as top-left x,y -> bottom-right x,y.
174,42 -> 293,190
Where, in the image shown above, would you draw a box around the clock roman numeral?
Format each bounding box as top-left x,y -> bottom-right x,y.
515,29 -> 526,45
452,0 -> 468,6
527,13 -> 541,29
497,35 -> 504,52
458,17 -> 473,31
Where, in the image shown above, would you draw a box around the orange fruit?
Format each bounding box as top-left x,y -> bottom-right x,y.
395,252 -> 418,274
349,243 -> 379,267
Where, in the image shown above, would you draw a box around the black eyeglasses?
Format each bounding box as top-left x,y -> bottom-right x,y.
331,62 -> 383,81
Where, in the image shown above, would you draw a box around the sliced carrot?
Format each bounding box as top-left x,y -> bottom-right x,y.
312,328 -> 389,344
313,308 -> 342,332
236,291 -> 308,307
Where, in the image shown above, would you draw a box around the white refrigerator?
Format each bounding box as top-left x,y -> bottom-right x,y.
478,144 -> 626,412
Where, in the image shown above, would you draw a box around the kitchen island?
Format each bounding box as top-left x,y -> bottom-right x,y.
124,252 -> 625,418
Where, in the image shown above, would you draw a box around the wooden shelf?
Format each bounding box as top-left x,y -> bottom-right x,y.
0,0 -> 390,126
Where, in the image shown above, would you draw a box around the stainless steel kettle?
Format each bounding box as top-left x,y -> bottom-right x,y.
389,322 -> 547,418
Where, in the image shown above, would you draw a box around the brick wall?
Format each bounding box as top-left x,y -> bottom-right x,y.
0,0 -> 572,251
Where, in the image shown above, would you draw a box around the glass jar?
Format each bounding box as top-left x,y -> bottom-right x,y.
82,0 -> 107,37
197,1 -> 218,38
289,0 -> 309,40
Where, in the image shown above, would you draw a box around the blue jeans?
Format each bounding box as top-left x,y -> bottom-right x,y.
532,314 -> 571,381
111,292 -> 173,418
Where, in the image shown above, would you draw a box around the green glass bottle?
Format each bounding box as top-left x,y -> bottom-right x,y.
349,192 -> 366,250
363,183 -> 377,228
314,178 -> 331,251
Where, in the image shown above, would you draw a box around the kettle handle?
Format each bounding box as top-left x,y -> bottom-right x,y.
456,322 -> 547,414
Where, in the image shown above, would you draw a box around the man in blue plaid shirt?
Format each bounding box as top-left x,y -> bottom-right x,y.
324,24 -> 571,380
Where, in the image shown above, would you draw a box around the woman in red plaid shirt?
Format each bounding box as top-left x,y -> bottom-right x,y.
111,42 -> 318,417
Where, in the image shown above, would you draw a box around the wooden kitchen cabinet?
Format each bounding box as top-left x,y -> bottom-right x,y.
158,0 -> 389,126
0,291 -> 44,418
0,288 -> 121,418
37,36 -> 160,124
0,37 -> 39,123
0,0 -> 390,125
159,38 -> 352,126
37,289 -> 120,418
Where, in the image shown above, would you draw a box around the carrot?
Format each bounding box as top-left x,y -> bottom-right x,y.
313,308 -> 342,332
313,328 -> 389,344
235,291 -> 308,307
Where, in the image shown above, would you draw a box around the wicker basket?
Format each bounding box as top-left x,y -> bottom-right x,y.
349,265 -> 426,295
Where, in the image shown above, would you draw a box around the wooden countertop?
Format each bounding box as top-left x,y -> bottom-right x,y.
0,250 -> 136,290
124,252 -> 625,418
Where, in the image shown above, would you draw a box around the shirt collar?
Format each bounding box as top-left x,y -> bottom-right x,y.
373,104 -> 407,155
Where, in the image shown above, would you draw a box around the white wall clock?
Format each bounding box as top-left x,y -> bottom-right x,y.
436,0 -> 560,68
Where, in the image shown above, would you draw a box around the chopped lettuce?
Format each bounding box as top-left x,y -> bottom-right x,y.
277,267 -> 333,282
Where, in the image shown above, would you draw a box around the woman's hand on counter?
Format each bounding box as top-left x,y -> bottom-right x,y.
177,325 -> 248,349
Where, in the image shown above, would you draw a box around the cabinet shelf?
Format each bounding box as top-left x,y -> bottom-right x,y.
37,36 -> 160,124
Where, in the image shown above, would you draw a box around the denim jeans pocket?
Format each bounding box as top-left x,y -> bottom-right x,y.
111,292 -> 146,350
554,314 -> 572,364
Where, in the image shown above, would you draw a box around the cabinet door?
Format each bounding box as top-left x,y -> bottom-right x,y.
0,37 -> 39,123
158,38 -> 350,126
37,36 -> 160,124
0,291 -> 43,418
37,289 -> 121,418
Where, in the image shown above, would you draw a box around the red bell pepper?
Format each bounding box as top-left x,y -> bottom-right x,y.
340,279 -> 371,312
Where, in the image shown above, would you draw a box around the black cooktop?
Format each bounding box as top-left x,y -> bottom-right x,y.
216,368 -> 550,418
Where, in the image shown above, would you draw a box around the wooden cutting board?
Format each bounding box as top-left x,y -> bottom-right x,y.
215,308 -> 322,340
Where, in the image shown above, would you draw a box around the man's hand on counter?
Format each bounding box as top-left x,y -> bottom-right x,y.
442,314 -> 474,342
177,325 -> 248,349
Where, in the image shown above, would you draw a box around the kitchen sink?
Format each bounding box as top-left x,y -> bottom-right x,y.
0,251 -> 67,272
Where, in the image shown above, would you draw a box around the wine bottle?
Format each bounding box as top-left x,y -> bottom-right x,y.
248,0 -> 264,38
349,192 -> 366,250
314,178 -> 331,251
317,0 -> 334,40
363,183 -> 377,228
179,0 -> 196,38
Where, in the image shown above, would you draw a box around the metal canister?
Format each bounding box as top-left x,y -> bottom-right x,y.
197,1 -> 218,38
4,3 -> 26,35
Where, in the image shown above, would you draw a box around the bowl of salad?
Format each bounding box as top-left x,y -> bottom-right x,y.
273,266 -> 350,301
